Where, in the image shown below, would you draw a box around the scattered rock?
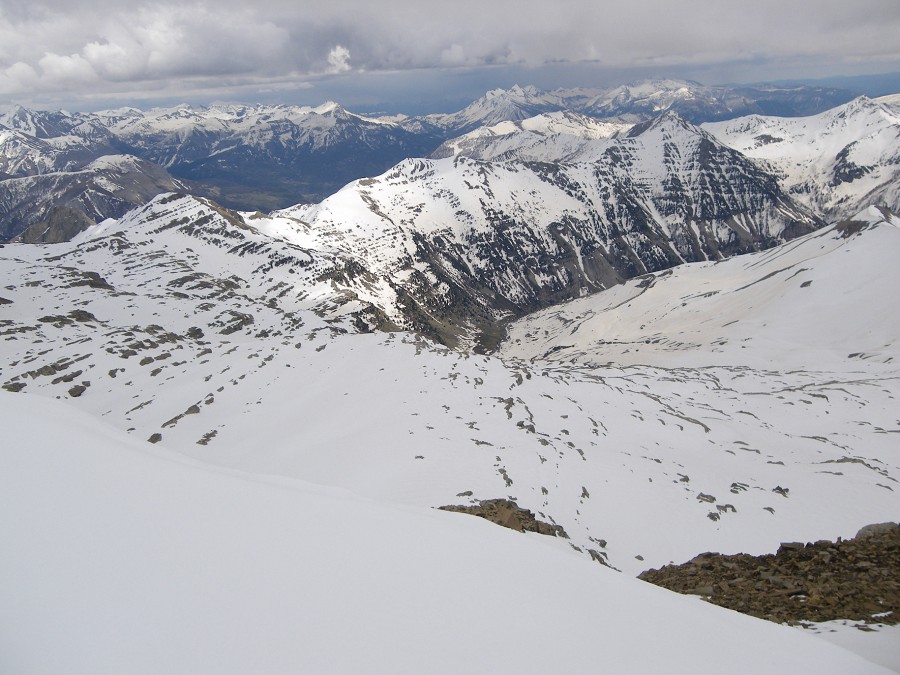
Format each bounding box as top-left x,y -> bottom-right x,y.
439,498 -> 568,539
639,522 -> 900,625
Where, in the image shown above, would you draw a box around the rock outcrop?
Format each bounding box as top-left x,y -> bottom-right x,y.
439,498 -> 568,538
639,523 -> 900,625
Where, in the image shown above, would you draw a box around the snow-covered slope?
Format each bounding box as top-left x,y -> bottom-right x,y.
500,205 -> 900,370
3,392 -> 889,674
1,203 -> 897,584
704,97 -> 900,220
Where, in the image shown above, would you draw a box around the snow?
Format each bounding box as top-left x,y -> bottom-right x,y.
2,200 -> 897,586
82,154 -> 143,171
704,97 -> 900,219
500,211 -> 900,370
0,392 -> 891,674
431,110 -> 631,161
804,623 -> 900,673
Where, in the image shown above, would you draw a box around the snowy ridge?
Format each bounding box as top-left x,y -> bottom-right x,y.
70,192 -> 379,323
704,96 -> 900,220
94,101 -> 404,162
429,110 -> 632,161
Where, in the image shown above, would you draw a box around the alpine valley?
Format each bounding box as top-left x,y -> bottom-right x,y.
1,79 -> 899,674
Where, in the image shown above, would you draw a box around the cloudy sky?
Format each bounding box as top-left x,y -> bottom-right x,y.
1,0 -> 899,112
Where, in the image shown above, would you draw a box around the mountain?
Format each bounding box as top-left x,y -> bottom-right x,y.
0,102 -> 442,239
0,81 -> 863,240
0,155 -> 184,241
0,104 -> 112,141
268,111 -> 821,348
94,102 -> 444,209
419,80 -> 857,133
877,92 -> 900,114
704,96 -> 900,220
417,83 -> 565,133
0,115 -> 120,177
429,110 -> 632,161
559,79 -> 858,123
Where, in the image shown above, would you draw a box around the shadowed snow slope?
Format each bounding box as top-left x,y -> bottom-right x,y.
500,206 -> 900,370
0,392 -> 890,674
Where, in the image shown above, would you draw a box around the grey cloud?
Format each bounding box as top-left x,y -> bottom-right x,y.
1,0 -> 899,108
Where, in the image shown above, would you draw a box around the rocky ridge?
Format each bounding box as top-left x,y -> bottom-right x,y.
639,523 -> 900,626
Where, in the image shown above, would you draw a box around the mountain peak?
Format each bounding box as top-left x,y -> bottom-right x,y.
832,95 -> 896,121
314,101 -> 345,115
627,109 -> 697,138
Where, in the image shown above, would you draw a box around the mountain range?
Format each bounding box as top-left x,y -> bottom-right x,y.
0,78 -> 860,237
1,77 -> 899,672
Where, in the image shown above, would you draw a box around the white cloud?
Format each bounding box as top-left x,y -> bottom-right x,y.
327,45 -> 351,74
37,52 -> 97,84
0,62 -> 39,95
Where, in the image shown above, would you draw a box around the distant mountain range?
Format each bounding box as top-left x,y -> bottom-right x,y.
0,79 -> 859,238
24,108 -> 817,352
7,84 -> 900,347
